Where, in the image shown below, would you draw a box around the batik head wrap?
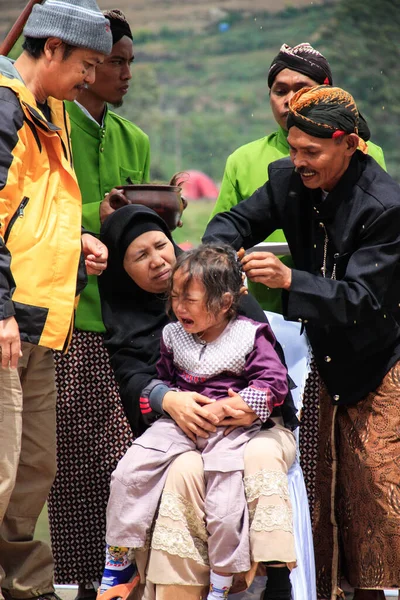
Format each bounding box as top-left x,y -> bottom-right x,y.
287,85 -> 370,147
268,43 -> 333,88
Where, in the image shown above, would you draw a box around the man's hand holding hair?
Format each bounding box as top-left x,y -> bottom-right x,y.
241,251 -> 292,290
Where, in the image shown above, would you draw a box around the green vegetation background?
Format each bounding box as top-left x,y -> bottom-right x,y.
10,0 -> 400,249
116,0 -> 400,245
117,0 -> 399,185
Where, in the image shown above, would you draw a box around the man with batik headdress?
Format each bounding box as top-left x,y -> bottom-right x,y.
210,43 -> 385,313
204,85 -> 400,600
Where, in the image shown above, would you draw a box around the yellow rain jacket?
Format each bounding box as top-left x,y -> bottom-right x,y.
0,58 -> 85,350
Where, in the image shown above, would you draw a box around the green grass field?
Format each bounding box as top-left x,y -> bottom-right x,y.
172,198 -> 215,248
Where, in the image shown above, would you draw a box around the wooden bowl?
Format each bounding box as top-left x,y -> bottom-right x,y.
109,184 -> 184,231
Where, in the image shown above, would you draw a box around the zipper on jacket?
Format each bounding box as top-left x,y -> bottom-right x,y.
4,197 -> 30,243
62,103 -> 74,168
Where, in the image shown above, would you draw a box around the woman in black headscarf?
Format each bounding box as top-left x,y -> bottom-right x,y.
99,204 -> 271,439
99,204 -> 299,600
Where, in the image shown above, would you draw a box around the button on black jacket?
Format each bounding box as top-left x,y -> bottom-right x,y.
203,152 -> 400,405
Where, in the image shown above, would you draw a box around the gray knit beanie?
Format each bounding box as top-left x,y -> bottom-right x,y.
24,0 -> 113,55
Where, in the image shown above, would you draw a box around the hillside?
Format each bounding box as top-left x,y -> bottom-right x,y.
109,2 -> 341,181
1,0 -> 330,41
97,0 -> 329,32
100,0 -> 398,185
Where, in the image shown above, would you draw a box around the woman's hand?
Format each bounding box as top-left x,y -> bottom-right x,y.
162,391 -> 220,442
218,388 -> 259,435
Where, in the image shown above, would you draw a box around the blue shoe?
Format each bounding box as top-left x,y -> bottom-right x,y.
99,563 -> 136,594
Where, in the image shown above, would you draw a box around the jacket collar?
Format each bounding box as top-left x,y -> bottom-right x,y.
22,101 -> 61,133
0,62 -> 62,134
0,58 -> 75,168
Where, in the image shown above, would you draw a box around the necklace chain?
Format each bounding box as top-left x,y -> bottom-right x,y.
322,225 -> 336,280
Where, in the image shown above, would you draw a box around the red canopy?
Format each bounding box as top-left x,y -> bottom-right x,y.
180,170 -> 219,201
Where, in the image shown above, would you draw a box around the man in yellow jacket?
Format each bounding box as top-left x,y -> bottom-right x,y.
0,1 -> 112,599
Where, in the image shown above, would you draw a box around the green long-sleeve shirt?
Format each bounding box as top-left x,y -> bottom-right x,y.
211,126 -> 386,312
66,101 -> 151,332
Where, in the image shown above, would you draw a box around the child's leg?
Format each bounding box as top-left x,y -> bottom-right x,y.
99,545 -> 136,593
106,418 -> 194,548
244,424 -> 297,600
205,469 -> 250,575
201,425 -> 261,577
207,571 -> 233,599
243,425 -> 296,564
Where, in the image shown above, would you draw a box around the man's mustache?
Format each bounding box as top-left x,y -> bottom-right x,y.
294,166 -> 314,175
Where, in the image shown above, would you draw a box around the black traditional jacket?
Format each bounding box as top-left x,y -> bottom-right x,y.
203,151 -> 400,405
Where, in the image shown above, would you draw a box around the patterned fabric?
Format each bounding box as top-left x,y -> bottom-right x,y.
248,505 -> 293,534
145,451 -> 211,589
240,386 -> 271,423
106,415 -> 258,574
48,330 -> 133,583
243,428 -> 297,567
158,491 -> 208,545
162,319 -> 256,378
151,522 -> 209,566
245,469 -> 293,535
314,362 -> 400,598
298,360 -> 320,523
268,42 -> 332,88
244,470 -> 290,504
287,85 -> 370,145
159,317 -> 286,423
209,581 -> 230,598
152,490 -> 209,565
144,428 -> 300,589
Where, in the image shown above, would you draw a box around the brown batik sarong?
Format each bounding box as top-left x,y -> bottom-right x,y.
313,361 -> 400,599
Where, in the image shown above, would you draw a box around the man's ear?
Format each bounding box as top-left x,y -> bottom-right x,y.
44,37 -> 64,59
346,133 -> 360,156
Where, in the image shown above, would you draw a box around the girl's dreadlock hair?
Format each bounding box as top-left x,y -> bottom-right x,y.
168,243 -> 244,319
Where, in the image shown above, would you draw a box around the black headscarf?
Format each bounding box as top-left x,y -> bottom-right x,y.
103,9 -> 133,45
268,42 -> 333,89
287,85 -> 371,142
99,205 -> 181,434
